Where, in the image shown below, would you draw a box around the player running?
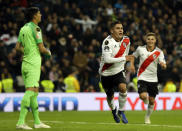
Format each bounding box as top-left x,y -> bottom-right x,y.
15,7 -> 51,129
99,21 -> 135,124
132,32 -> 167,124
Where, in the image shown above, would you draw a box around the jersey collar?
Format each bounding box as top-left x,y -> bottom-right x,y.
146,45 -> 156,52
30,22 -> 37,26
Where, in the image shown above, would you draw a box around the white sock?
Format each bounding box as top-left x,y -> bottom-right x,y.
107,98 -> 115,110
146,104 -> 154,117
118,92 -> 127,111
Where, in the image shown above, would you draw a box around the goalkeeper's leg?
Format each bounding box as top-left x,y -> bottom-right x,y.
17,90 -> 34,125
30,92 -> 41,124
30,90 -> 51,128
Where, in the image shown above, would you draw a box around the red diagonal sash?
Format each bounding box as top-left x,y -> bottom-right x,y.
138,51 -> 160,77
102,38 -> 130,72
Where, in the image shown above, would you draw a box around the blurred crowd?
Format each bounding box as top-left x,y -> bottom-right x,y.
0,0 -> 181,93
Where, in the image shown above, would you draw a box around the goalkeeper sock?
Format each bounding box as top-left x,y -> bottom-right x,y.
30,92 -> 41,124
17,90 -> 34,125
107,97 -> 115,110
146,104 -> 154,117
118,92 -> 127,111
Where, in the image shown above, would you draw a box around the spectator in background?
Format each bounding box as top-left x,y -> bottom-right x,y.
1,67 -> 14,92
0,40 -> 8,65
163,79 -> 176,92
74,15 -> 98,32
54,70 -> 66,92
49,64 -> 60,88
73,47 -> 88,90
170,67 -> 181,91
40,79 -> 54,92
87,52 -> 100,92
179,80 -> 182,92
64,66 -> 80,93
84,85 -> 96,92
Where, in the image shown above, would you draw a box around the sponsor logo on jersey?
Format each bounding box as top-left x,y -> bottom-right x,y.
105,40 -> 109,45
37,32 -> 42,39
36,28 -> 40,32
36,28 -> 41,39
104,46 -> 109,51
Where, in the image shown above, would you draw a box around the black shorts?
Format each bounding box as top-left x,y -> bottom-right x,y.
137,80 -> 158,97
101,71 -> 126,97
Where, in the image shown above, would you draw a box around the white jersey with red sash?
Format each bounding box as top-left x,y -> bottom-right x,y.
99,35 -> 130,76
133,45 -> 166,82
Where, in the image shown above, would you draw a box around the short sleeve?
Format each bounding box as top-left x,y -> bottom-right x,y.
158,51 -> 166,64
33,27 -> 43,44
133,46 -> 140,58
102,39 -> 126,63
102,40 -> 112,54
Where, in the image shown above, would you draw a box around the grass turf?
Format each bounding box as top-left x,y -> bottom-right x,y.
0,110 -> 181,131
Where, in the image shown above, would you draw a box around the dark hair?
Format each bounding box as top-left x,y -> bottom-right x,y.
110,20 -> 122,29
25,7 -> 40,22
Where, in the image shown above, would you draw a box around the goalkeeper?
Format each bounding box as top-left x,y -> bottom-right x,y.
15,7 -> 51,129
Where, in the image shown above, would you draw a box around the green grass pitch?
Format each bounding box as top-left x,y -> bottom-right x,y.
0,110 -> 182,131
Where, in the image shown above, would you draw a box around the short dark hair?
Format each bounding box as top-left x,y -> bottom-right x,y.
25,7 -> 40,21
110,20 -> 122,29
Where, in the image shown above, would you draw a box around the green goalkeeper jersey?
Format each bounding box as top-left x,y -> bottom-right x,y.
18,22 -> 42,67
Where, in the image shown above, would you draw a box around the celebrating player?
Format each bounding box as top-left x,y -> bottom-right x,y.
132,32 -> 167,124
99,21 -> 135,124
15,7 -> 51,129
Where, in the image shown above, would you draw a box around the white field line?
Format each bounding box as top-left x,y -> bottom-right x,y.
43,120 -> 182,129
1,120 -> 181,129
